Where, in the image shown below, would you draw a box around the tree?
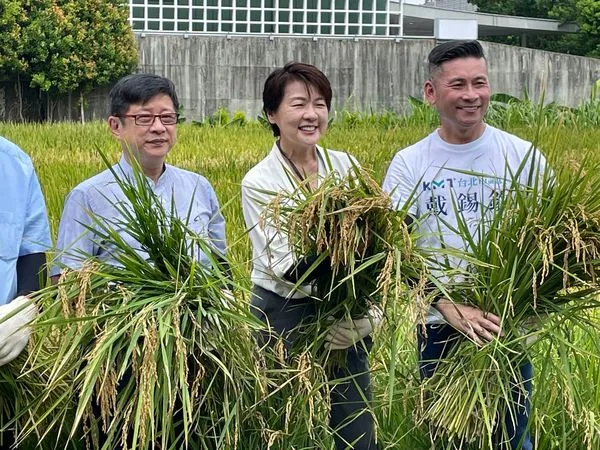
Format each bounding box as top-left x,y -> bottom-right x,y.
0,1 -> 29,120
22,1 -> 137,107
467,0 -> 577,19
4,0 -> 138,120
468,0 -> 599,58
466,0 -> 550,18
0,0 -> 27,78
575,0 -> 600,57
70,0 -> 138,91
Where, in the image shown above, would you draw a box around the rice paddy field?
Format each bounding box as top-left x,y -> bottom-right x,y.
1,113 -> 600,449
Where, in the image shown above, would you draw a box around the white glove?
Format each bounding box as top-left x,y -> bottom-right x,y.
325,305 -> 384,350
0,296 -> 37,366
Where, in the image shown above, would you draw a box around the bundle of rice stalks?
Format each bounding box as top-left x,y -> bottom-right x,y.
23,155 -> 264,449
532,314 -> 600,450
0,354 -> 30,443
419,154 -> 600,448
0,341 -> 74,449
243,346 -> 332,449
263,158 -> 424,355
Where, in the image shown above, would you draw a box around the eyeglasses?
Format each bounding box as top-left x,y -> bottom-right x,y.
120,113 -> 179,126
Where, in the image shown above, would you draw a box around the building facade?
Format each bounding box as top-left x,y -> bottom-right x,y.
129,0 -> 395,36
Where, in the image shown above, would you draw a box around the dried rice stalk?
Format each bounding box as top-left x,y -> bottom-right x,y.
419,154 -> 600,447
262,160 -> 424,356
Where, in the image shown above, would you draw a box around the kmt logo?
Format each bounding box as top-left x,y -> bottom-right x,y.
422,178 -> 454,191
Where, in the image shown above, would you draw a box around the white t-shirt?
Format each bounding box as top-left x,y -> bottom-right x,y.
242,142 -> 358,299
382,125 -> 548,323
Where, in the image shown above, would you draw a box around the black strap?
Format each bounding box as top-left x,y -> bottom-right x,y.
16,252 -> 47,298
277,141 -> 308,183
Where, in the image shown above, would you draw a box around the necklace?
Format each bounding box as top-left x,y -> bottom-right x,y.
277,141 -> 311,183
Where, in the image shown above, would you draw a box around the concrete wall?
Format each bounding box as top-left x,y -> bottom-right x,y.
1,35 -> 599,122
135,35 -> 436,122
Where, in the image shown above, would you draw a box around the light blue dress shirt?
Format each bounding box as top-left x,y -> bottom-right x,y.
0,137 -> 52,305
53,156 -> 226,275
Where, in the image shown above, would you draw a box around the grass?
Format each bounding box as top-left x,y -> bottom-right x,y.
0,116 -> 600,448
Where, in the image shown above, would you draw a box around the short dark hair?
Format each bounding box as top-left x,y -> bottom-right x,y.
109,73 -> 180,117
262,62 -> 332,137
428,40 -> 486,79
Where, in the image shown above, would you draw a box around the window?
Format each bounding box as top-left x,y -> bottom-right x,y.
128,0 -> 394,36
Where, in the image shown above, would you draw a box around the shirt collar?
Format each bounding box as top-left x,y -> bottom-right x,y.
270,142 -> 326,175
115,155 -> 171,186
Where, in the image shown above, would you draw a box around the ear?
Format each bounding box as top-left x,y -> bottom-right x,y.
107,116 -> 123,139
423,80 -> 436,106
266,111 -> 276,124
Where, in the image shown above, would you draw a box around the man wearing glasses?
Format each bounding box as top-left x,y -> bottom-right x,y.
52,73 -> 226,275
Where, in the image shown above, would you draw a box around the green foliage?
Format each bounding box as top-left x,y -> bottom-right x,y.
194,107 -> 228,127
485,91 -> 600,129
230,110 -> 248,126
469,0 -> 600,58
193,108 -> 251,127
0,0 -> 137,94
21,0 -> 137,93
576,0 -> 600,56
332,109 -> 428,130
180,89 -> 600,134
578,0 -> 600,35
208,106 -> 230,126
176,104 -> 187,123
0,0 -> 27,78
20,0 -> 72,92
256,110 -> 271,130
467,0 -> 560,18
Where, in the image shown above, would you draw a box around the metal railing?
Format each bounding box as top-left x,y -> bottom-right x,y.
128,0 -> 404,37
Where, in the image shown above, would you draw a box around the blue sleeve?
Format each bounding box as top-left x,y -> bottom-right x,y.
52,188 -> 98,275
205,181 -> 226,256
20,167 -> 52,256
